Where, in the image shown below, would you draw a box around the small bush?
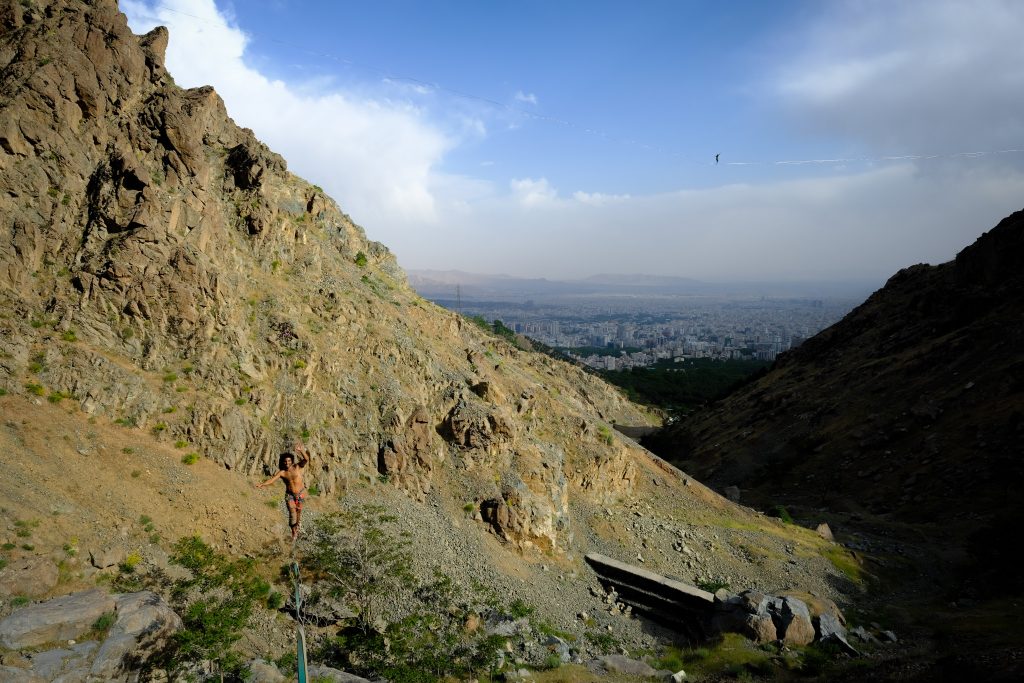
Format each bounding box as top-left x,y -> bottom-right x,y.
234,398 -> 247,405
20,544 -> 34,551
266,591 -> 284,610
162,373 -> 177,382
131,469 -> 142,478
25,383 -> 45,396
120,551 -> 142,573
507,598 -> 534,619
540,653 -> 563,670
152,422 -> 167,433
354,251 -> 368,268
1,542 -> 15,551
181,452 -> 200,465
60,330 -> 77,342
696,577 -> 730,593
11,596 -> 29,608
0,388 -> 7,396
139,515 -> 153,526
91,611 -> 117,637
768,505 -> 794,524
174,440 -> 188,449
47,390 -> 72,403
122,447 -> 135,454
585,631 -> 619,653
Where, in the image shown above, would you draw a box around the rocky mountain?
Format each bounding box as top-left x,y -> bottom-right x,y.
0,0 -> 671,551
0,2 -> 874,681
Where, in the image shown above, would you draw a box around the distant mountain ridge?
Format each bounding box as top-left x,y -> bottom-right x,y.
409,269 -> 877,301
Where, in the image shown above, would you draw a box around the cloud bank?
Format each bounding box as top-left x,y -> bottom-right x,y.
772,0 -> 1024,154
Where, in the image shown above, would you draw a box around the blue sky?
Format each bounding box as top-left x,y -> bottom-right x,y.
123,0 -> 1024,283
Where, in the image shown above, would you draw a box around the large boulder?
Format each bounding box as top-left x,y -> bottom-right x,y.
89,591 -> 182,680
0,589 -> 114,649
767,596 -> 815,646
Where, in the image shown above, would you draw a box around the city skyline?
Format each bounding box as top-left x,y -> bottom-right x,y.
124,0 -> 1024,282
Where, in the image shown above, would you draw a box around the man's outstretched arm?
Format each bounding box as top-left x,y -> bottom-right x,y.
255,470 -> 283,488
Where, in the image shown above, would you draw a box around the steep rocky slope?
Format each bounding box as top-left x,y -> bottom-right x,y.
0,0 -> 671,554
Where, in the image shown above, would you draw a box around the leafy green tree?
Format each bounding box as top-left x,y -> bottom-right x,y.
304,506 -> 506,682
302,505 -> 415,633
164,536 -> 270,679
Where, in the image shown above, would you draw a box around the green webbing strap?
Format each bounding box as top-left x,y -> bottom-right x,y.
292,559 -> 308,683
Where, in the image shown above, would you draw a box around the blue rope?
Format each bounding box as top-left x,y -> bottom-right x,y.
292,558 -> 308,683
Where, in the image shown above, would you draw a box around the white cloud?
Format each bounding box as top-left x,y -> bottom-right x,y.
772,0 -> 1024,154
122,0 -> 452,228
510,177 -> 558,207
514,91 -> 538,105
572,191 -> 631,206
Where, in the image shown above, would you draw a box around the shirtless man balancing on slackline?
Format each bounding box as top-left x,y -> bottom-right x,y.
256,441 -> 312,541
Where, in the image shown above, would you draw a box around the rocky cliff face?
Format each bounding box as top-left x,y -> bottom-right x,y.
655,210 -> 1024,563
0,0 -> 655,551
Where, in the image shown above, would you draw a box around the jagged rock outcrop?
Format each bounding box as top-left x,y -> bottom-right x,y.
0,0 -> 656,551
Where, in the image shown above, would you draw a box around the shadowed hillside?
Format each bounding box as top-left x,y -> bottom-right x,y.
649,210 -> 1024,678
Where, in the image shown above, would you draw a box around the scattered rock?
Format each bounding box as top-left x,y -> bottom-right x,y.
815,523 -> 834,541
817,613 -> 859,656
246,659 -> 286,683
306,664 -> 374,682
594,654 -> 663,677
0,666 -> 46,683
0,557 -> 59,598
90,546 -> 127,570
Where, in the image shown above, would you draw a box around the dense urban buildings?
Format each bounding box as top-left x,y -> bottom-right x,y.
428,296 -> 856,371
